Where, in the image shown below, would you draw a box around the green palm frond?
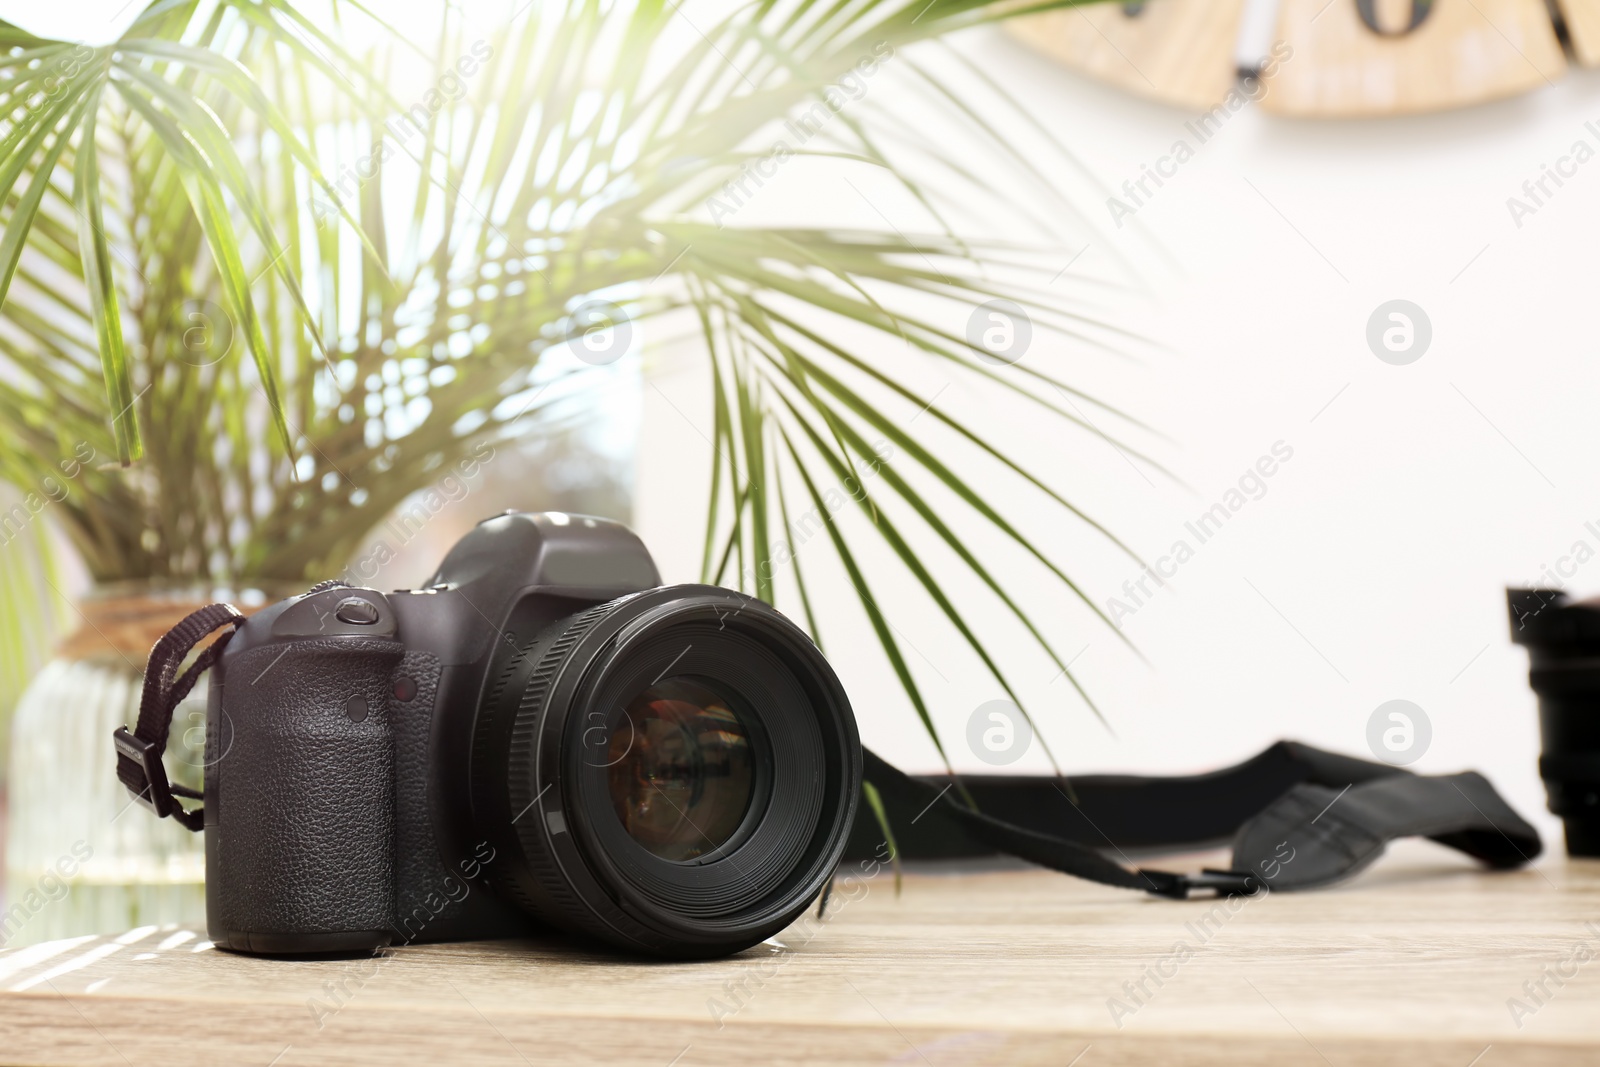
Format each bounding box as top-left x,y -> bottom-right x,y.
0,0 -> 1152,771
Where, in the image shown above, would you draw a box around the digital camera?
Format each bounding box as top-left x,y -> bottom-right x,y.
183,512 -> 860,957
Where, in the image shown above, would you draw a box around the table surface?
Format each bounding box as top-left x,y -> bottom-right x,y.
1,840 -> 1597,1066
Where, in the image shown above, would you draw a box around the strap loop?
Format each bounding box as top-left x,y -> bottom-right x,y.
113,602 -> 243,833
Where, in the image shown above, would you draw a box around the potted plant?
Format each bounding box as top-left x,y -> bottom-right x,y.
0,0 -> 1147,942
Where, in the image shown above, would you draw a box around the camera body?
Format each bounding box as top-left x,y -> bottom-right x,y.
204,512 -> 860,957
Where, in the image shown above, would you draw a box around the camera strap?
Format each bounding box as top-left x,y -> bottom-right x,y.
112,602 -> 245,832
851,742 -> 1542,897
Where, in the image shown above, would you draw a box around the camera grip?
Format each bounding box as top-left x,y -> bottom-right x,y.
207,637 -> 403,953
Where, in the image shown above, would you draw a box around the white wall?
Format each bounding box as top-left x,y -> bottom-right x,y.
637,26 -> 1600,844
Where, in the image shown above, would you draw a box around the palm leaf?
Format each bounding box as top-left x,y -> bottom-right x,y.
0,0 -> 1151,776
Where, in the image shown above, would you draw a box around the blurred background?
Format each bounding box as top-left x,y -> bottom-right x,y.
2,0 -> 1595,945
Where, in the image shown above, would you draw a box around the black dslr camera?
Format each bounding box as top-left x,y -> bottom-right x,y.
120,513 -> 860,958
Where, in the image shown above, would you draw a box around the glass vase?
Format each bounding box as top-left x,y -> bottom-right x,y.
3,585 -> 270,948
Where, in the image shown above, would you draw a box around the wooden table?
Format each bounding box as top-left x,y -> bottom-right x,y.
2,840 -> 1597,1065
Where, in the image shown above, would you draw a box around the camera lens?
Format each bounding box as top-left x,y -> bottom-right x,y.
605,678 -> 755,861
472,585 -> 860,957
1510,588 -> 1600,856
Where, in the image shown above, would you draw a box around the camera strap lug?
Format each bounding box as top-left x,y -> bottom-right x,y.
112,602 -> 244,833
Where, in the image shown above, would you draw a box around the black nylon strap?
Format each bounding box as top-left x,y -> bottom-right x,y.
113,602 -> 244,832
859,749 -> 1232,898
853,741 -> 1541,898
1231,770 -> 1541,889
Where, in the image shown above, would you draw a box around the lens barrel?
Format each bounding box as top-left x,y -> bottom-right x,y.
470,585 -> 860,956
1510,588 -> 1600,856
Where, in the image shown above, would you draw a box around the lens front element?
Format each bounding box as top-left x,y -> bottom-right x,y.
608,678 -> 755,861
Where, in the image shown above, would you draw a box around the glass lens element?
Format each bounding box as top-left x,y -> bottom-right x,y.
607,678 -> 755,861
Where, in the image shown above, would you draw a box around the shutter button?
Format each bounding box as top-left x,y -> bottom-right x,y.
334,597 -> 381,625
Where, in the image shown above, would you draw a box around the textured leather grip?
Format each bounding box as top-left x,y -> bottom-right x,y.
208,637 -> 402,945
